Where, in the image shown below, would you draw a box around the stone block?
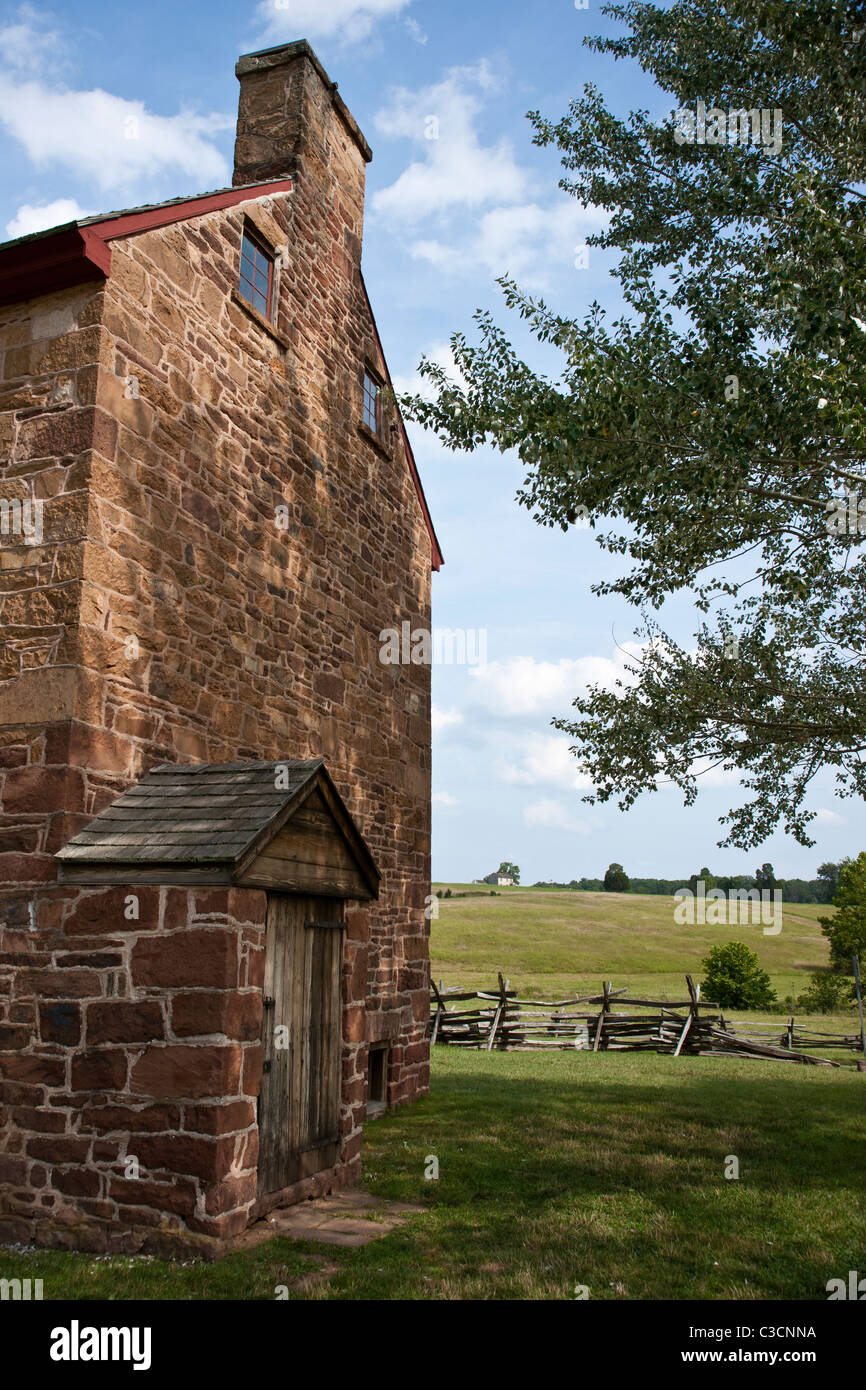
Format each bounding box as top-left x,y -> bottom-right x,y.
132,929 -> 239,990
130,1044 -> 242,1100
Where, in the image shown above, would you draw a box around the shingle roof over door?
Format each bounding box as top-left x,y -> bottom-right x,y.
55,759 -> 380,898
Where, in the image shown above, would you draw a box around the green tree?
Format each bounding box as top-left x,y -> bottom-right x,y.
818,852 -> 866,971
498,861 -> 520,884
603,862 -> 630,892
701,941 -> 777,1009
401,1 -> 866,849
795,971 -> 853,1014
688,866 -> 716,892
817,861 -> 842,902
755,862 -> 777,892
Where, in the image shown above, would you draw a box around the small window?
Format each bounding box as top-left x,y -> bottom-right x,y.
367,1043 -> 388,1118
238,228 -> 274,319
363,370 -> 382,435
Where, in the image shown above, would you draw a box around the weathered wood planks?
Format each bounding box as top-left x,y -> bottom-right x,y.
429,974 -> 853,1065
257,894 -> 344,1196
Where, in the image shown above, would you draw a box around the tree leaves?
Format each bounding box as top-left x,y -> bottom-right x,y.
400,0 -> 866,847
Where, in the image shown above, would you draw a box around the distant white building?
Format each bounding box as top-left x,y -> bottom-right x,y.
482,871 -> 514,887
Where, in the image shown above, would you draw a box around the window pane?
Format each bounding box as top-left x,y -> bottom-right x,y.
364,372 -> 380,433
240,232 -> 273,319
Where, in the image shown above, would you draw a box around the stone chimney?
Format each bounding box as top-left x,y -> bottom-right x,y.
233,41 -> 372,241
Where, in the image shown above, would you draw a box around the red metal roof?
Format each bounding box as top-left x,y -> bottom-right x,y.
0,179 -> 294,306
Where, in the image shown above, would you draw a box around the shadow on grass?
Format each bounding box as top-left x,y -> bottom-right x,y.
349,1054 -> 866,1300
402,1063 -> 864,1192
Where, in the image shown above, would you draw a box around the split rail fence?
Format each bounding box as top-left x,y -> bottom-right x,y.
429,974 -> 863,1067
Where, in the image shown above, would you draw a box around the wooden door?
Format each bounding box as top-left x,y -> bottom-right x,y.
258,894 -> 344,1195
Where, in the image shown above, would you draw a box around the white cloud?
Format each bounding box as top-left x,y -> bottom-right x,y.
523,798 -> 591,834
468,651 -> 639,718
500,735 -> 593,792
433,790 -> 458,807
254,0 -> 412,43
371,61 -> 606,286
432,704 -> 463,734
815,807 -> 846,826
391,339 -> 468,401
0,82 -> 231,192
372,62 -> 529,225
0,4 -> 64,75
0,9 -> 231,193
6,198 -> 92,238
404,16 -> 427,43
412,200 -> 606,289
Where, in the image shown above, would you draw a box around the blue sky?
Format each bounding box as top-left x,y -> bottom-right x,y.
1,0 -> 861,883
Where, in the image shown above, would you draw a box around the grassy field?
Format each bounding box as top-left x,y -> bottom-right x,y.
429,885 -> 856,1033
1,885 -> 862,1300
2,1048 -> 863,1300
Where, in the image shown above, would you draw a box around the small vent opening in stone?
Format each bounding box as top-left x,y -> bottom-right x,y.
367,1043 -> 388,1119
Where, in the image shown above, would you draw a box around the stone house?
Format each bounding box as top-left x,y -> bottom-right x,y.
0,40 -> 441,1255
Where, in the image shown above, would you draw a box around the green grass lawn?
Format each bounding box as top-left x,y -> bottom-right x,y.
3,1047 -> 863,1300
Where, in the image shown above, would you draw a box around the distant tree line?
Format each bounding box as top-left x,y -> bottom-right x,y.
531,862 -> 844,904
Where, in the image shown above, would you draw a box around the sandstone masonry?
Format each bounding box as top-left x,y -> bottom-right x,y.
0,40 -> 438,1255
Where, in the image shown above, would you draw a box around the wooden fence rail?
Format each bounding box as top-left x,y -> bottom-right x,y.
429,976 -> 863,1066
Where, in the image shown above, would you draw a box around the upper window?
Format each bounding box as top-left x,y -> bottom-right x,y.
239,229 -> 274,319
363,370 -> 382,435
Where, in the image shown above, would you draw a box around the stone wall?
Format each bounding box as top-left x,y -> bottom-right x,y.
0,886 -> 267,1252
0,42 -> 433,1252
